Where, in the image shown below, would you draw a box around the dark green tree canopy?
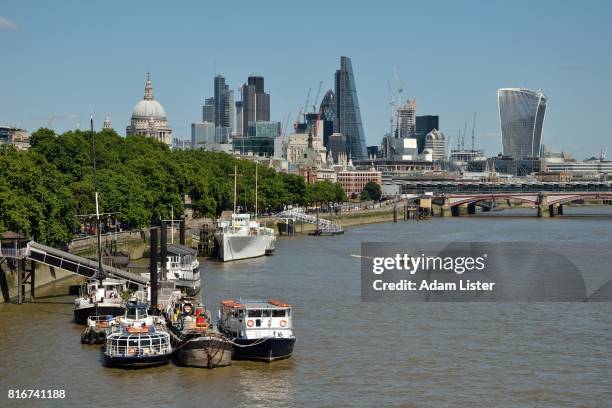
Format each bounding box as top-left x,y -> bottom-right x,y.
360,181 -> 382,202
0,129 -> 322,246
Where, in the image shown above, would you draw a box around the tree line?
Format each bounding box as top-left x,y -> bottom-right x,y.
0,128 -> 346,246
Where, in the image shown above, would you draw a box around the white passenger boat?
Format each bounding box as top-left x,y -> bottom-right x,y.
217,299 -> 296,362
103,302 -> 172,368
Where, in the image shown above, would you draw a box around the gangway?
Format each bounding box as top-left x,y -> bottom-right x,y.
276,208 -> 343,234
1,241 -> 149,285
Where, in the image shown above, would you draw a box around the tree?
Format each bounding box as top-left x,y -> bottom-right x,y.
0,128 -> 324,245
360,181 -> 382,201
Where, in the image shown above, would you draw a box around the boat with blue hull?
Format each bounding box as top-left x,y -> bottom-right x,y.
217,299 -> 296,362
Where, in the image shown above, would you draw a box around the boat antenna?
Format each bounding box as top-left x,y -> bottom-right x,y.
91,113 -> 105,282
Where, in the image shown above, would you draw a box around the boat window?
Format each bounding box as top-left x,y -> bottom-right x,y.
272,310 -> 285,317
262,310 -> 271,317
126,308 -> 137,320
247,309 -> 262,317
255,319 -> 261,327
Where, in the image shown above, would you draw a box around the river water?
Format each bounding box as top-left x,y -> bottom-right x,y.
1,207 -> 611,407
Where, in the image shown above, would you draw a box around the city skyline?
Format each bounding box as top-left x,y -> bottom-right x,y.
1,1 -> 611,159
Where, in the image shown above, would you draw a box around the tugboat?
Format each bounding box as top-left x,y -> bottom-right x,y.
217,299 -> 296,362
165,298 -> 232,368
73,278 -> 125,325
103,302 -> 172,368
214,165 -> 276,262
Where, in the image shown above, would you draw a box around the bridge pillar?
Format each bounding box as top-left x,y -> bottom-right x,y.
537,194 -> 549,218
452,204 -> 468,216
548,204 -> 555,217
558,204 -> 564,215
467,203 -> 477,215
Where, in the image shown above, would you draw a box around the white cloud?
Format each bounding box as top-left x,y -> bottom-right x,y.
0,17 -> 17,29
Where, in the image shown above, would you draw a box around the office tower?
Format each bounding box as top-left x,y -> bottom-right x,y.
235,101 -> 243,137
334,56 -> 367,159
191,122 -> 216,149
397,100 -> 416,139
328,132 -> 347,164
498,88 -> 547,159
423,129 -> 447,161
319,90 -> 335,148
202,97 -> 215,123
214,75 -> 233,128
415,115 -> 439,153
241,75 -> 270,137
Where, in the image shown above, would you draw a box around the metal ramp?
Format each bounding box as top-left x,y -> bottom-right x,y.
276,208 -> 343,234
25,241 -> 149,285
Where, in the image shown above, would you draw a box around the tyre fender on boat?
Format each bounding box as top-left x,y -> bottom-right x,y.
247,319 -> 254,327
280,320 -> 287,327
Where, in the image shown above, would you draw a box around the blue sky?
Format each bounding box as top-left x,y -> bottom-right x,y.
1,0 -> 611,159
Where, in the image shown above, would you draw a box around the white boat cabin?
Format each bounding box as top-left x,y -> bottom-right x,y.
164,244 -> 200,282
218,299 -> 293,340
79,278 -> 124,303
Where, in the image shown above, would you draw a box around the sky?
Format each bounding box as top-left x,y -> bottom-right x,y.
1,0 -> 611,159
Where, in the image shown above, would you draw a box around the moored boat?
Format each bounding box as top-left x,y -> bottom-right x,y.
214,165 -> 276,262
215,214 -> 276,261
73,278 -> 125,325
81,315 -> 114,344
103,302 -> 172,368
217,299 -> 296,362
165,298 -> 232,368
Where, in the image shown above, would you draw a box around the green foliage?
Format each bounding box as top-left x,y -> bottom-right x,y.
360,181 -> 382,201
306,180 -> 347,205
0,129 -> 318,246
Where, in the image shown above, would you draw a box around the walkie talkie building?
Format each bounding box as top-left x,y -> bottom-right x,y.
497,88 -> 547,159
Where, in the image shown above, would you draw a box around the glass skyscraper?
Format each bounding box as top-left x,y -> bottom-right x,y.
498,88 -> 547,159
334,56 -> 367,160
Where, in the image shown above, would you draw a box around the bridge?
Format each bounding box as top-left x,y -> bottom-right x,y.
395,180 -> 612,194
419,191 -> 612,217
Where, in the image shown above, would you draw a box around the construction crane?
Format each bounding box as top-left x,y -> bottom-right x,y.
282,112 -> 291,140
312,81 -> 323,113
471,112 -> 477,151
303,87 -> 312,118
294,88 -> 311,131
387,80 -> 395,136
462,121 -> 468,150
393,67 -> 404,107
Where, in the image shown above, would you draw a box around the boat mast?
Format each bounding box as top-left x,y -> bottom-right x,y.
233,165 -> 238,214
91,114 -> 104,282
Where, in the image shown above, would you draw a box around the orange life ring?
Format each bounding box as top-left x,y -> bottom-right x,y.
280,320 -> 287,327
247,319 -> 254,327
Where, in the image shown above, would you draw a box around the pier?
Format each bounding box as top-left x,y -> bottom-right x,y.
276,208 -> 344,235
0,232 -> 149,304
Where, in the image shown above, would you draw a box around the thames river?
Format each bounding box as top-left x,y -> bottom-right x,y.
1,207 -> 612,407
